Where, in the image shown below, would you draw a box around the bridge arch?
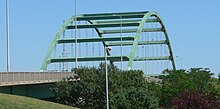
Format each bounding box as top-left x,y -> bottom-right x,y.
40,11 -> 176,74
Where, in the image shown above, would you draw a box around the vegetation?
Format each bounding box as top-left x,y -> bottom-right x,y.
172,90 -> 220,109
53,64 -> 220,108
160,68 -> 220,108
0,93 -> 77,109
53,64 -> 159,108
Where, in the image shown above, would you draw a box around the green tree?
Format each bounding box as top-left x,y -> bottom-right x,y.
160,68 -> 214,107
53,66 -> 106,108
205,78 -> 220,102
109,70 -> 159,109
53,64 -> 160,108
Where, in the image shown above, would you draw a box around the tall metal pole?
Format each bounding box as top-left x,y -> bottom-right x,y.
74,0 -> 78,69
54,45 -> 57,70
62,20 -> 66,71
71,22 -> 74,69
119,15 -> 123,71
105,46 -> 109,109
6,0 -> 10,72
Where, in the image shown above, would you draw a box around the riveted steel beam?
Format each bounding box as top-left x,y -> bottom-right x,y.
134,56 -> 171,61
49,56 -> 129,63
65,22 -> 140,29
57,36 -> 134,43
94,19 -> 158,24
82,11 -> 148,17
106,40 -> 167,46
76,14 -> 145,21
100,28 -> 163,34
49,56 -> 169,63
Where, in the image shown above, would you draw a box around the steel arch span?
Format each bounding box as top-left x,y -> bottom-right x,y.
40,11 -> 176,73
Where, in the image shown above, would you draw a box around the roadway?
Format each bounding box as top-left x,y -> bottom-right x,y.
0,72 -> 74,86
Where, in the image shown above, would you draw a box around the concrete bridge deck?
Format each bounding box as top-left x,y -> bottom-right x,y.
0,72 -> 74,86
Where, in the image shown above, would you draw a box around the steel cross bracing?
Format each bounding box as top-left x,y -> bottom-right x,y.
40,11 -> 176,71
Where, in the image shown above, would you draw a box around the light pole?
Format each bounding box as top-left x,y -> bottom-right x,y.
74,0 -> 78,69
105,46 -> 111,109
6,0 -> 10,72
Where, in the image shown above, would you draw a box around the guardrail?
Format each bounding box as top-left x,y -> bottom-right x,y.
0,72 -> 74,86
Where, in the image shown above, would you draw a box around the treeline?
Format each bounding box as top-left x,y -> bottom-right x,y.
52,64 -> 220,109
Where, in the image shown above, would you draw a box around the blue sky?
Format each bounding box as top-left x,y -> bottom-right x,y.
0,0 -> 219,75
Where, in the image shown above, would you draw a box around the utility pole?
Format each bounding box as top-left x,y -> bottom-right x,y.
74,0 -> 78,69
6,0 -> 10,72
105,46 -> 111,109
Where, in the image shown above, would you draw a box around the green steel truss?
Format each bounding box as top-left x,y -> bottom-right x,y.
40,11 -> 176,71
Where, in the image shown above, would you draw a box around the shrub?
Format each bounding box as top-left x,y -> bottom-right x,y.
172,90 -> 220,109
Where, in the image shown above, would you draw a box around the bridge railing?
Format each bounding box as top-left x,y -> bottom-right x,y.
0,72 -> 74,86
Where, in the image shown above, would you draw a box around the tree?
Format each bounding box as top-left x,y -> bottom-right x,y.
205,78 -> 220,103
109,70 -> 159,109
172,90 -> 220,109
188,68 -> 212,91
160,68 -> 214,107
53,63 -> 160,108
53,66 -> 106,108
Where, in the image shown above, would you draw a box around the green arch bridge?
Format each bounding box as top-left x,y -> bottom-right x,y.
40,11 -> 176,73
0,11 -> 176,99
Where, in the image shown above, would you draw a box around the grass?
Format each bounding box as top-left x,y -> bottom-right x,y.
0,93 -> 79,109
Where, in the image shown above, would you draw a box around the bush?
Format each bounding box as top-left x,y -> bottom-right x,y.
53,63 -> 160,108
172,90 -> 220,109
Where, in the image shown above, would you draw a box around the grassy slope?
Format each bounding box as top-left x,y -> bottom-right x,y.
0,93 -> 78,109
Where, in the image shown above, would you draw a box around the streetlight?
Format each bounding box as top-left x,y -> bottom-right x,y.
74,0 -> 78,69
105,46 -> 111,109
72,0 -> 78,81
6,0 -> 10,72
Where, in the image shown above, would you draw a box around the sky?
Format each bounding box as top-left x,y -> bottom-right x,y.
0,0 -> 219,75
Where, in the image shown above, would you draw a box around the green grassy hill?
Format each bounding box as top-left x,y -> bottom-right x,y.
0,93 -> 78,109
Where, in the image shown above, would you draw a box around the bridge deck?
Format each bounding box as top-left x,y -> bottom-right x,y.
0,72 -> 74,86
